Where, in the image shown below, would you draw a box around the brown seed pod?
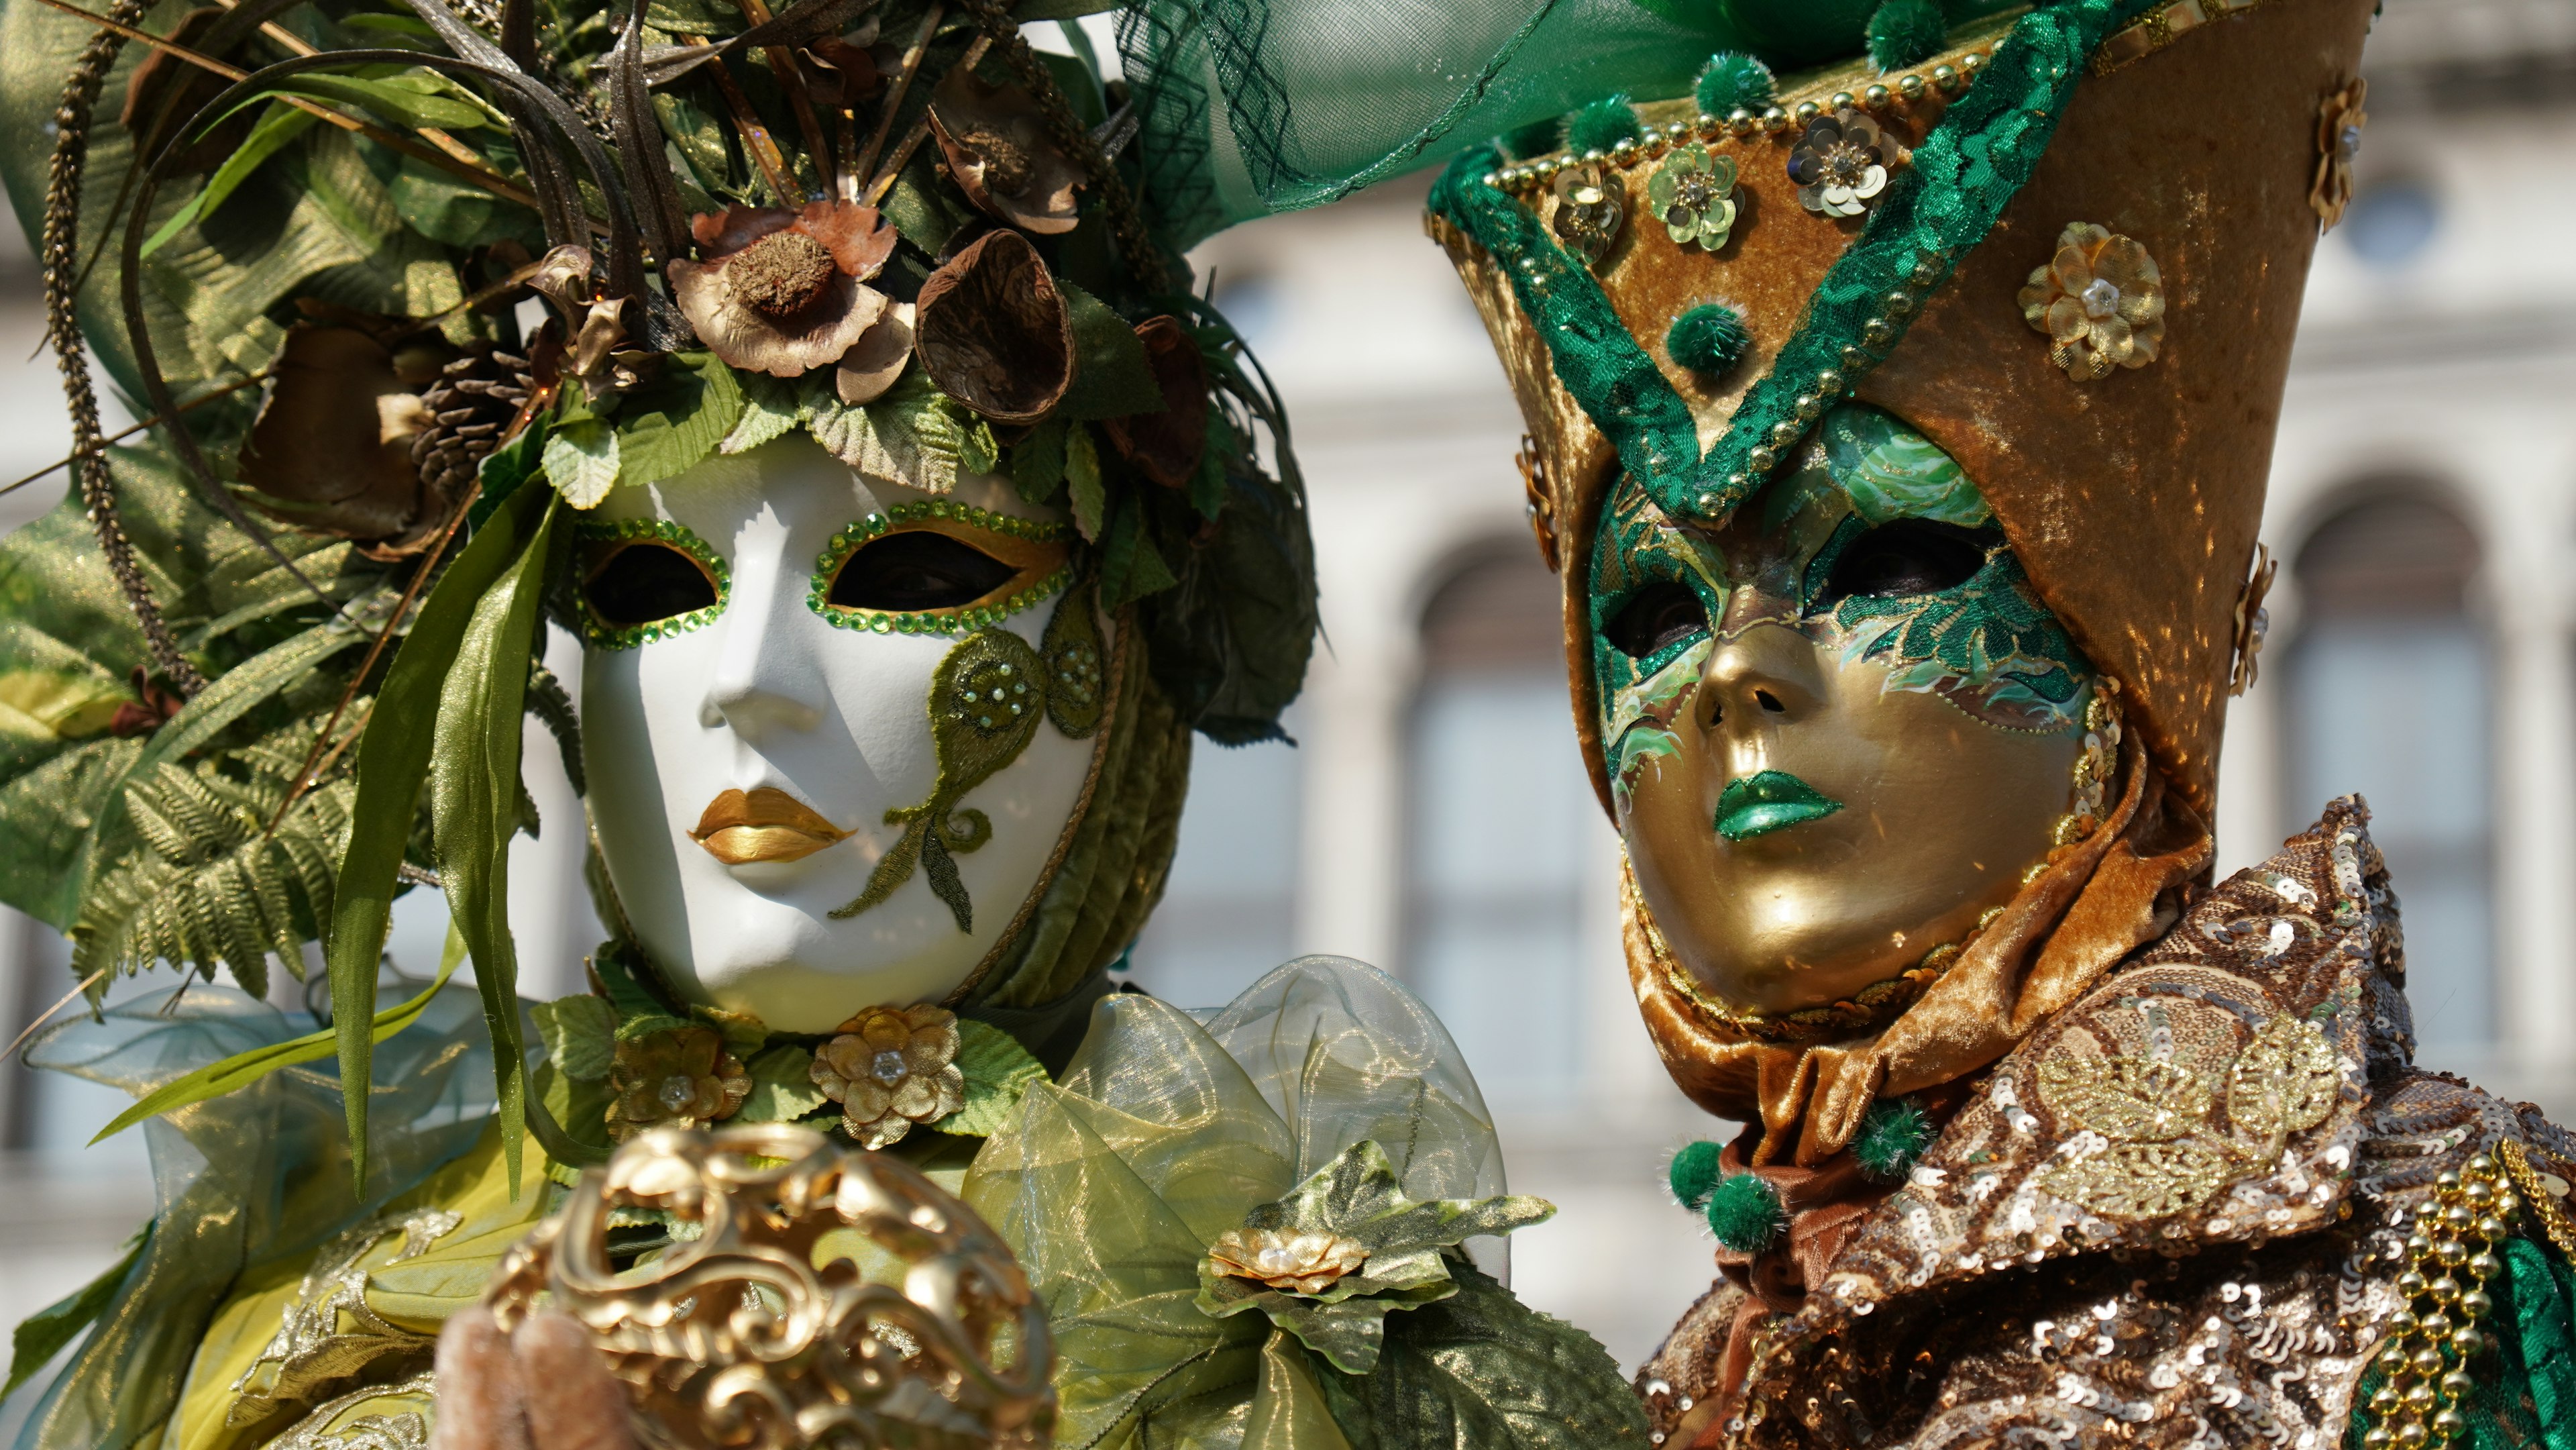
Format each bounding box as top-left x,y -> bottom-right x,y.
927,68 -> 1084,236
237,326 -> 433,544
1102,317 -> 1211,489
913,230 -> 1074,424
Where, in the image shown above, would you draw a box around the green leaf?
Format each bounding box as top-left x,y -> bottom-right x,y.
1064,425 -> 1106,541
323,479 -> 551,1190
532,994 -> 616,1081
617,352 -> 745,487
721,372 -> 805,455
1099,495 -> 1179,607
255,72 -> 490,132
93,922 -> 468,1144
1310,1262 -> 1650,1447
739,1044 -> 827,1123
930,1020 -> 1046,1138
1011,417 -> 1069,505
1197,1141 -> 1554,1374
476,415 -> 550,523
543,417 -> 621,509
431,490 -> 563,1196
141,103 -> 319,258
1057,280 -> 1161,420
807,372 -> 967,493
4,1220 -> 150,1402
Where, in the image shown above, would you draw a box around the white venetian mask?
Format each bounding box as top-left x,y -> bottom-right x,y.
578,434 -> 1104,1033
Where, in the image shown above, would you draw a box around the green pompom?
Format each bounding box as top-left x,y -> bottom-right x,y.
1853,1096 -> 1934,1182
1500,116 -> 1564,162
1667,303 -> 1750,375
1669,1140 -> 1725,1210
1705,1172 -> 1786,1253
1564,95 -> 1644,156
1694,52 -> 1776,116
1866,0 -> 1949,72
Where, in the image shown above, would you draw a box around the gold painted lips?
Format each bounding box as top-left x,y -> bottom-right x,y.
691,788 -> 850,865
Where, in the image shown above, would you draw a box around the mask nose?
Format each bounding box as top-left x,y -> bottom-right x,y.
1694,623 -> 1825,734
701,540 -> 824,739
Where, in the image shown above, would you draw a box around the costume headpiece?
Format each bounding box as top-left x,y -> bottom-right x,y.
0,0 -> 1313,1174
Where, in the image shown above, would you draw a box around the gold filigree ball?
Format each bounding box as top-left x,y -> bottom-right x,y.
483,1123 -> 1055,1449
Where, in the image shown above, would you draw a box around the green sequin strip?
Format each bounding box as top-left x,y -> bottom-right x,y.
573,518 -> 732,651
808,500 -> 1075,636
1425,0 -> 2141,529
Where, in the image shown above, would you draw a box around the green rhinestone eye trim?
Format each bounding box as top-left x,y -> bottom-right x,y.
808,501 -> 1075,637
574,518 -> 732,652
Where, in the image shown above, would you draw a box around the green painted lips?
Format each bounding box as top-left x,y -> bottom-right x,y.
1715,770 -> 1844,841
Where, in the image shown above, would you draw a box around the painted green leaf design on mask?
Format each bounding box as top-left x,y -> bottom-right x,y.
1195,1138 -> 1554,1375
831,627 -> 1049,931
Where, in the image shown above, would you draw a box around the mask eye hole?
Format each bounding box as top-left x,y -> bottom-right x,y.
1605,580 -> 1709,660
828,531 -> 1021,613
584,541 -> 722,628
1815,519 -> 1990,609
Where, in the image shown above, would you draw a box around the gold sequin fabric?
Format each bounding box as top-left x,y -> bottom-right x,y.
1636,797 -> 2576,1447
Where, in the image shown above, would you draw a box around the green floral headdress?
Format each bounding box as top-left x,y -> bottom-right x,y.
0,0 -> 1313,1185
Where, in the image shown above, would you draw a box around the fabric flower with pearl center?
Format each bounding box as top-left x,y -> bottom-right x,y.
1788,109 -> 1890,218
2017,222 -> 2165,381
812,1004 -> 966,1149
666,201 -> 904,380
606,1026 -> 753,1143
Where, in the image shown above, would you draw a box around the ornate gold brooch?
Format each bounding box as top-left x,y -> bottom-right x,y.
482,1123 -> 1054,1449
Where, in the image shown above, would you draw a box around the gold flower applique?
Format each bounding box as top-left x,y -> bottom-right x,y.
2018,223 -> 2165,381
2312,78 -> 2367,230
1205,1227 -> 1369,1295
1550,162 -> 1625,268
2035,1012 -> 2342,1221
810,1004 -> 965,1149
608,1027 -> 753,1143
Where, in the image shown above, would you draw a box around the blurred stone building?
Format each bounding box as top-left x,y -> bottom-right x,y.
1,0 -> 2572,1379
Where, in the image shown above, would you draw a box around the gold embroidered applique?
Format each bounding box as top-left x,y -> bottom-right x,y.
270,1371 -> 435,1450
2036,1013 -> 2341,1221
227,1209 -> 462,1425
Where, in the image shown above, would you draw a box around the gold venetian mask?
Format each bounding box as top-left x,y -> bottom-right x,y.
1595,403 -> 2106,1017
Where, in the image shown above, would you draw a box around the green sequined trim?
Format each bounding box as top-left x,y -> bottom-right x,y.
572,518 -> 732,652
808,501 -> 1075,637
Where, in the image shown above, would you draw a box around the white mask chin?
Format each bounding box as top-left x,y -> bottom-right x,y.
578,435 -> 1099,1034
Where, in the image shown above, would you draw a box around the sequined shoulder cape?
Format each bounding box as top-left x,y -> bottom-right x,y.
1639,798 -> 2576,1449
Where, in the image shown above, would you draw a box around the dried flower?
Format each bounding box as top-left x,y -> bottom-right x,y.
1646,145 -> 1737,251
836,302 -> 916,406
667,201 -> 899,379
810,1004 -> 965,1149
914,229 -> 1074,423
2017,222 -> 2165,381
927,68 -> 1085,236
1101,315 -> 1210,488
608,1027 -> 753,1143
1205,1227 -> 1368,1296
2312,77 -> 2367,230
1550,162 -> 1625,268
238,326 -> 441,546
1788,109 -> 1890,218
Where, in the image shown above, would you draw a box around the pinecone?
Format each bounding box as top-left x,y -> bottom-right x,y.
411,346 -> 533,502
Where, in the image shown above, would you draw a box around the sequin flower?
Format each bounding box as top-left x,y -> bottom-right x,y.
2017,223 -> 2165,381
1205,1227 -> 1368,1296
666,201 -> 904,380
1550,162 -> 1625,268
2311,78 -> 2367,230
608,1027 -> 753,1143
810,1004 -> 965,1149
1646,145 -> 1737,250
1788,109 -> 1890,218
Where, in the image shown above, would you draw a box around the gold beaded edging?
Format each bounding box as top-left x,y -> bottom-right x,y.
2358,1151 -> 2519,1450
808,500 -> 1074,637
1479,50 -> 1994,199
574,519 -> 732,652
2092,0 -> 2277,76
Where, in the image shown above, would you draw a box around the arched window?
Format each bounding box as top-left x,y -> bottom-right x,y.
1403,543 -> 1603,1110
2282,486 -> 2492,1060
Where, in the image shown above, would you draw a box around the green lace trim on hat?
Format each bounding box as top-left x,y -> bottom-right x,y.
1426,0 -> 2149,529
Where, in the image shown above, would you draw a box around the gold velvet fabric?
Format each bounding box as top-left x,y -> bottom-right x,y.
1627,729 -> 2210,1166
